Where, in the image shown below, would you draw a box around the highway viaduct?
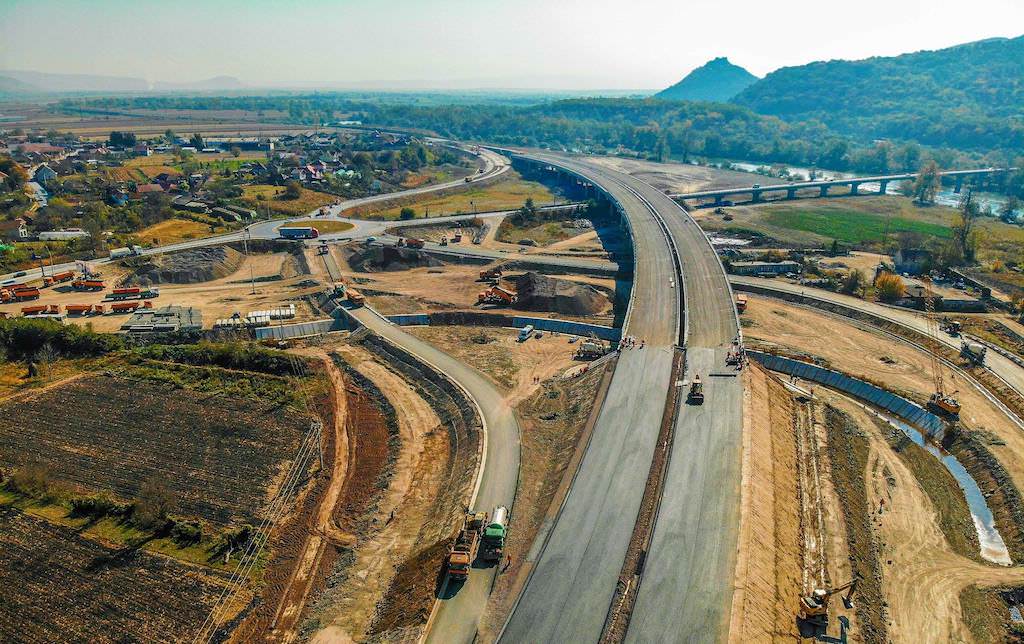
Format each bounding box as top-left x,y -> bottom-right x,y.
673,166 -> 1017,206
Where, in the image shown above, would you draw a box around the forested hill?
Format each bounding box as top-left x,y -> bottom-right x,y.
733,35 -> 1024,151
656,58 -> 758,102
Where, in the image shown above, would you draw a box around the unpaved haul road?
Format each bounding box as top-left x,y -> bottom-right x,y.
343,305 -> 521,644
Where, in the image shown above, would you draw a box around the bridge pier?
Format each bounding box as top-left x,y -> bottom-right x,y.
819,185 -> 829,197
954,175 -> 963,194
786,188 -> 797,200
849,182 -> 860,196
878,180 -> 889,195
714,194 -> 724,206
751,189 -> 763,203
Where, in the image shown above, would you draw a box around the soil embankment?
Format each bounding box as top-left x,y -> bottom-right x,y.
124,246 -> 244,285
510,271 -> 608,316
347,246 -> 445,272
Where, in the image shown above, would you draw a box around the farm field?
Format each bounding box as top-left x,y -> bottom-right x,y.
241,184 -> 337,216
365,174 -> 557,220
136,217 -> 218,245
0,506 -> 234,643
0,374 -> 310,527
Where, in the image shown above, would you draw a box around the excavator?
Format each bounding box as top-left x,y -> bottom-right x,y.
922,278 -> 961,418
799,579 -> 858,628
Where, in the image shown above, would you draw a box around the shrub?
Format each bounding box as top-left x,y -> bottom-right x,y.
169,519 -> 203,546
0,317 -> 124,361
69,495 -> 128,520
137,341 -> 300,376
399,207 -> 416,220
875,272 -> 906,302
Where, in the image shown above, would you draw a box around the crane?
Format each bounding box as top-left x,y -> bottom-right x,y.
921,277 -> 961,417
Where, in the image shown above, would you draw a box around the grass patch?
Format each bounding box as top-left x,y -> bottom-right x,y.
281,219 -> 354,234
241,184 -> 336,216
763,207 -> 951,245
368,175 -> 556,220
959,585 -> 1020,643
137,218 -> 217,245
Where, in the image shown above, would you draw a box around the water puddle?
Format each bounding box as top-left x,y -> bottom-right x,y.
867,407 -> 1011,565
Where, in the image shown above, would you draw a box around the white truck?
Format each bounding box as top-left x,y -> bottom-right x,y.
109,245 -> 143,260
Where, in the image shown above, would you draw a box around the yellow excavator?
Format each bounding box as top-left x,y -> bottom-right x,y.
798,579 -> 858,628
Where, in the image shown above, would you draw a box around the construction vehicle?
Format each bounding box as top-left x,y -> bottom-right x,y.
961,340 -> 987,365
922,279 -> 961,417
479,267 -> 503,281
404,237 -> 425,249
109,245 -> 143,260
110,301 -> 142,313
518,325 -> 534,342
799,579 -> 858,628
940,318 -> 962,336
440,236 -> 448,246
446,511 -> 486,583
735,293 -> 748,313
65,304 -> 95,316
317,244 -> 329,255
575,340 -> 607,360
11,287 -> 40,301
72,279 -> 106,291
452,230 -> 463,243
108,286 -> 159,301
22,304 -> 59,316
478,285 -> 517,306
43,271 -> 75,287
346,289 -> 365,307
687,375 -> 705,404
480,506 -> 509,562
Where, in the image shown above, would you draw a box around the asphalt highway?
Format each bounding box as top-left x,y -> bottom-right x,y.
499,154 -> 681,643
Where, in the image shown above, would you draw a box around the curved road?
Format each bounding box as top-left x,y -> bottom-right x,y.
342,304 -> 521,644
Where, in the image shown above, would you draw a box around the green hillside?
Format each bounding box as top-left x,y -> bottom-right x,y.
733,35 -> 1024,151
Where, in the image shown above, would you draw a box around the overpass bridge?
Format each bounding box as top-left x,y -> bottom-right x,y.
673,167 -> 1016,206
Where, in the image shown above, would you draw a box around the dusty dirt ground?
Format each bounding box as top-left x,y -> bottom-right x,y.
405,325 -> 582,393
302,342 -> 450,643
587,157 -> 756,194
0,251 -> 321,332
742,296 -> 1024,502
822,392 -> 1024,643
334,246 -> 616,325
816,251 -> 891,275
728,363 -> 803,642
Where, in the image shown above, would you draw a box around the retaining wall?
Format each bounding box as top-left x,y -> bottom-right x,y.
384,311 -> 621,341
750,350 -> 945,435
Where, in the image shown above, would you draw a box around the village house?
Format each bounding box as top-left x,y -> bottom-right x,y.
0,217 -> 29,242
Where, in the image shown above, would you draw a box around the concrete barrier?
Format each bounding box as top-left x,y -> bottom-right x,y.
384,311 -> 621,341
254,317 -> 349,340
749,350 -> 946,435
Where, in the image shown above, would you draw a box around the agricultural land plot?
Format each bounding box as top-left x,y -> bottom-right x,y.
367,173 -> 557,220
0,506 -> 233,643
241,184 -> 337,216
0,374 -> 310,528
136,218 -> 220,246
694,196 -> 959,248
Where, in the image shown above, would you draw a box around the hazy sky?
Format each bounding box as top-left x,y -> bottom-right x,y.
2,0 -> 1021,89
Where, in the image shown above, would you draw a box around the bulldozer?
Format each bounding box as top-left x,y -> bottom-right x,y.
687,375 -> 704,405
799,579 -> 858,629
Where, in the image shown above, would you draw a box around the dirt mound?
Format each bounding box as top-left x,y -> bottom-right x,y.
125,246 -> 244,285
346,246 -> 444,272
511,272 -> 607,315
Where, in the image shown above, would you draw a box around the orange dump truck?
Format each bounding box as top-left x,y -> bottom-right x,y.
110,301 -> 142,313
346,289 -> 365,307
22,304 -> 58,316
43,271 -> 75,287
477,285 -> 517,305
735,293 -> 748,313
72,279 -> 106,291
65,304 -> 95,316
446,511 -> 486,583
12,287 -> 41,301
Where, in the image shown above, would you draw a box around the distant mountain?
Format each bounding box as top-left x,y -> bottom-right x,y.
656,57 -> 758,102
0,75 -> 40,95
733,35 -> 1024,150
152,76 -> 245,91
0,70 -> 149,92
0,70 -> 246,93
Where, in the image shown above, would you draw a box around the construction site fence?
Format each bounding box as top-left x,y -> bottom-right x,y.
384,311 -> 620,341
254,317 -> 348,340
749,350 -> 946,435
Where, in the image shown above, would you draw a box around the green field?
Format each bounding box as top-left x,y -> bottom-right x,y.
763,207 -> 952,244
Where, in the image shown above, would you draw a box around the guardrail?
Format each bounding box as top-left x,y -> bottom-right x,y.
384,311 -> 621,341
